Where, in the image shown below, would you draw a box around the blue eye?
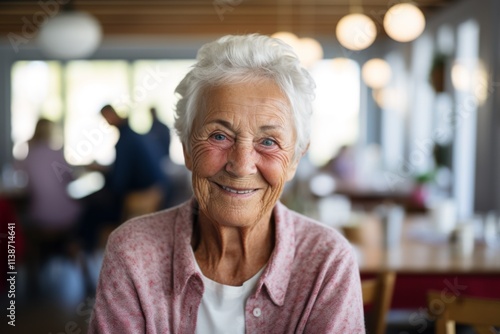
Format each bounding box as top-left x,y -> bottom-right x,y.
262,139 -> 275,147
213,133 -> 226,141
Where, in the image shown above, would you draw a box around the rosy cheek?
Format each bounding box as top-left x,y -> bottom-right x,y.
257,154 -> 290,186
191,144 -> 228,176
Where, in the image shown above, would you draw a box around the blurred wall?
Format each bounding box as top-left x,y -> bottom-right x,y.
375,0 -> 500,213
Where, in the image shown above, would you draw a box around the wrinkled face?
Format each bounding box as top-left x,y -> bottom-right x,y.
184,79 -> 299,228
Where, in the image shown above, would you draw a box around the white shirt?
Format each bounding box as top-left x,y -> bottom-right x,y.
193,256 -> 265,334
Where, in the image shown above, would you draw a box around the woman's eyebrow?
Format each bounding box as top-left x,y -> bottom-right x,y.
207,119 -> 233,130
207,120 -> 283,130
259,124 -> 285,132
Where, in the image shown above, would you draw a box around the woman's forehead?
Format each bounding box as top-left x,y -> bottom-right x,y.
204,81 -> 290,113
207,80 -> 288,103
200,100 -> 292,131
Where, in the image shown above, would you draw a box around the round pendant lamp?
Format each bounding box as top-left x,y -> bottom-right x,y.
336,13 -> 376,51
37,11 -> 102,59
383,3 -> 425,43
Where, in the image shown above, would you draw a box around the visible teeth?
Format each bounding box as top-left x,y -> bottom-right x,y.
221,185 -> 253,194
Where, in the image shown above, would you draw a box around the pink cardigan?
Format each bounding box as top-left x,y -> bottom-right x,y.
89,199 -> 365,333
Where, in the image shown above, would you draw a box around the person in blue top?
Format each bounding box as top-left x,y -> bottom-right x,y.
79,105 -> 166,254
147,107 -> 171,160
100,105 -> 164,200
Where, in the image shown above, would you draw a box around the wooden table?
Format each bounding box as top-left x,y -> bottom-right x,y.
355,216 -> 500,274
334,183 -> 426,213
351,215 -> 500,308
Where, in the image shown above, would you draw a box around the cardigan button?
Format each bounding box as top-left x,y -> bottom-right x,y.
252,307 -> 262,317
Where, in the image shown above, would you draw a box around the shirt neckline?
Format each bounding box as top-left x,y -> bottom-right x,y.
191,248 -> 267,293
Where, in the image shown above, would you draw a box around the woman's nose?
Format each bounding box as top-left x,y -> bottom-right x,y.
225,143 -> 258,177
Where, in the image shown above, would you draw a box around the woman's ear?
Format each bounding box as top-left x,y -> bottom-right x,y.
182,144 -> 193,171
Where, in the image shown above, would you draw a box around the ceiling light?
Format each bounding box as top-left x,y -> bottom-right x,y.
362,58 -> 392,89
452,59 -> 488,105
272,32 -> 300,50
296,38 -> 324,68
372,87 -> 407,111
335,13 -> 377,51
384,3 -> 425,43
272,32 -> 324,68
37,11 -> 102,59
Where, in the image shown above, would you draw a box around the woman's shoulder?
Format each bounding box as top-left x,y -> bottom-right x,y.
276,202 -> 352,256
273,203 -> 359,290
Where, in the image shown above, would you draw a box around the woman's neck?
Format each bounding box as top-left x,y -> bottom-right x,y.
192,211 -> 274,286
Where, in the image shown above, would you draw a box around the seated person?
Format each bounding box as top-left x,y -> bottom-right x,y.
18,118 -> 82,232
17,119 -> 81,263
89,34 -> 364,333
147,106 -> 171,160
80,107 -> 166,252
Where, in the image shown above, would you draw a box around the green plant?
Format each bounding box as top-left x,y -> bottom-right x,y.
430,53 -> 447,92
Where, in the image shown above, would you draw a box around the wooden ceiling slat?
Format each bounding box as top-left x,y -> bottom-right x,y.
0,0 -> 459,36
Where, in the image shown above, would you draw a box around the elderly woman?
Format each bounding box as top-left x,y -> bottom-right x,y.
89,34 -> 364,333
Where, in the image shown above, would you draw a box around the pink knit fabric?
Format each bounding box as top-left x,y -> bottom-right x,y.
89,199 -> 365,333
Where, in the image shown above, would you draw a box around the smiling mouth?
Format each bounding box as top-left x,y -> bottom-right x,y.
218,184 -> 257,194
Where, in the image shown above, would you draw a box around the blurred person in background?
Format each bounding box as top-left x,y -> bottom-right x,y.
16,118 -> 83,302
90,34 -> 363,333
99,104 -> 166,218
80,106 -> 166,252
146,106 -> 175,207
78,105 -> 168,292
19,118 -> 82,235
323,144 -> 357,185
147,106 -> 171,160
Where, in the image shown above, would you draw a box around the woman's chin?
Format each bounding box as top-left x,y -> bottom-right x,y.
200,205 -> 269,229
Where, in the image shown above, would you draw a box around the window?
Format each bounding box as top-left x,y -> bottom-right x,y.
11,59 -> 196,166
12,58 -> 360,167
309,58 -> 360,166
65,61 -> 129,165
11,61 -> 63,159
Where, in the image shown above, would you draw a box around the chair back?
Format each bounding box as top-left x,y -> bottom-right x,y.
427,290 -> 500,334
362,271 -> 396,334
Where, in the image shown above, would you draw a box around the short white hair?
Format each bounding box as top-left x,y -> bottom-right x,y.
174,34 -> 316,159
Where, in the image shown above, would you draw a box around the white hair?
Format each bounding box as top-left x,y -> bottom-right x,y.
174,34 -> 316,159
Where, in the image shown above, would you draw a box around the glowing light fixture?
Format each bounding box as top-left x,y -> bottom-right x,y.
296,37 -> 324,68
271,31 -> 300,50
384,3 -> 425,43
336,13 -> 376,51
451,59 -> 489,105
451,61 -> 470,91
37,10 -> 102,59
272,32 -> 323,68
372,87 -> 407,111
362,58 -> 392,89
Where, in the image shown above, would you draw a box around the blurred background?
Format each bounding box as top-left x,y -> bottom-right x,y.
0,0 -> 500,333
